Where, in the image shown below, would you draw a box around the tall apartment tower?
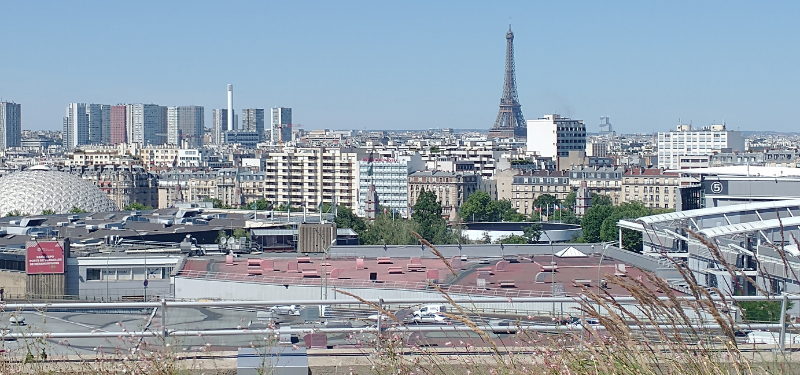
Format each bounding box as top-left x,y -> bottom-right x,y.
270,107 -> 292,144
242,108 -> 265,140
86,104 -> 108,144
213,109 -> 230,144
63,103 -> 89,149
0,102 -> 21,149
167,106 -> 204,147
110,105 -> 127,145
132,104 -> 167,145
100,104 -> 111,144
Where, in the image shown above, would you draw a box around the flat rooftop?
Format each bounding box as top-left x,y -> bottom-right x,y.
180,253 -> 668,298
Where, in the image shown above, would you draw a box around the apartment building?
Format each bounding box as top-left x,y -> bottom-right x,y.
68,165 -> 159,209
407,171 -> 480,220
568,166 -> 624,205
0,102 -> 21,149
495,169 -> 571,216
620,168 -> 680,209
157,148 -> 361,210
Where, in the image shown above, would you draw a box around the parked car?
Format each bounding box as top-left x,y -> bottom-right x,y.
270,305 -> 301,315
413,304 -> 447,317
413,313 -> 448,324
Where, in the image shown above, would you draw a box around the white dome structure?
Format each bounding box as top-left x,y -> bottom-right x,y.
0,169 -> 118,216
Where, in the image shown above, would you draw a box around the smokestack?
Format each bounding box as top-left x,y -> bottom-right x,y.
227,84 -> 233,131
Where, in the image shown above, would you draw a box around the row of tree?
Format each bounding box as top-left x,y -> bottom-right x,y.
579,200 -> 671,251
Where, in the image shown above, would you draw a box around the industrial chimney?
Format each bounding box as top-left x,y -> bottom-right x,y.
227,84 -> 233,131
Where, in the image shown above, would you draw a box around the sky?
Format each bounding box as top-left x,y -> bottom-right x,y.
1,1 -> 799,134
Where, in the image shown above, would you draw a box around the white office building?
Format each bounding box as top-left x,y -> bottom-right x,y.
0,102 -> 21,149
357,155 -> 421,218
526,114 -> 586,163
132,104 -> 167,146
270,107 -> 292,145
657,124 -> 745,170
63,103 -> 89,149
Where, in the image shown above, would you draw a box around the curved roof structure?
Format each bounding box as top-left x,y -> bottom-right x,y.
0,169 -> 118,216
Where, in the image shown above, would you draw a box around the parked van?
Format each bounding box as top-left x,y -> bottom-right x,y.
413,304 -> 447,317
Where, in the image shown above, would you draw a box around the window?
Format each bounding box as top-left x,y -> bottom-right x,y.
87,268 -> 101,281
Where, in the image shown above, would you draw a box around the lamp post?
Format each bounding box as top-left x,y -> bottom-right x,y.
597,241 -> 620,295
312,227 -> 337,300
541,231 -> 557,316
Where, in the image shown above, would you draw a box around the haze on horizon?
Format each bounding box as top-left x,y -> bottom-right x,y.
1,1 -> 798,134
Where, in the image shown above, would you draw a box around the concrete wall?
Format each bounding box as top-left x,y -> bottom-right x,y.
0,270 -> 26,299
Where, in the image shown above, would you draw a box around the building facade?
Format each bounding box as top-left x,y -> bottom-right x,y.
0,102 -> 21,149
270,107 -> 292,144
132,104 -> 167,146
222,130 -> 259,148
157,148 -> 361,210
568,166 -> 624,205
620,168 -> 680,209
167,106 -> 204,147
495,169 -> 571,216
526,114 -> 586,169
69,165 -> 159,209
357,158 -> 413,218
63,103 -> 89,150
407,171 -> 479,220
241,109 -> 265,141
657,124 -> 745,169
110,105 -> 127,145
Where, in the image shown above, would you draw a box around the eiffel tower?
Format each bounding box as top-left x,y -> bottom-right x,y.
488,26 -> 526,139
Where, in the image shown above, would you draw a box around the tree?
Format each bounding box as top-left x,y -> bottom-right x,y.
411,190 -> 449,244
204,198 -> 232,209
123,202 -> 152,211
276,203 -> 302,212
581,205 -> 615,243
68,206 -> 88,214
333,205 -> 367,235
498,235 -> 528,244
591,193 -> 613,207
430,146 -> 441,154
459,191 -> 494,222
600,202 -> 651,251
739,301 -> 793,323
522,223 -> 543,243
40,209 -> 55,215
563,191 -> 577,211
533,194 -> 560,211
232,228 -> 249,240
359,212 -> 419,246
494,199 -> 527,222
4,210 -> 29,217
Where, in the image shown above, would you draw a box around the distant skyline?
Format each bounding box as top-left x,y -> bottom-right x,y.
2,1 -> 799,133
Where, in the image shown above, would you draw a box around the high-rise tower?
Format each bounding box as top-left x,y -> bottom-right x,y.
488,26 -> 526,139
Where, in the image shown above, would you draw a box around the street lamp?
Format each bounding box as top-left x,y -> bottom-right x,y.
541,231 -> 557,316
597,241 -> 620,295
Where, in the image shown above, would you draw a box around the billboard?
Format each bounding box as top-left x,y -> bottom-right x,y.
26,241 -> 65,274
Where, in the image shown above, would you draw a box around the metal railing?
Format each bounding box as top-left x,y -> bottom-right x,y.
0,294 -> 797,350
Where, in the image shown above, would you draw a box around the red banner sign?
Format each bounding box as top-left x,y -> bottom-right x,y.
26,241 -> 65,274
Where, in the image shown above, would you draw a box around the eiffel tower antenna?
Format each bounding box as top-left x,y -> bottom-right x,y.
488,25 -> 526,139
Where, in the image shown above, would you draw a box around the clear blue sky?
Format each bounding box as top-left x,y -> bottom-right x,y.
2,1 -> 799,133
